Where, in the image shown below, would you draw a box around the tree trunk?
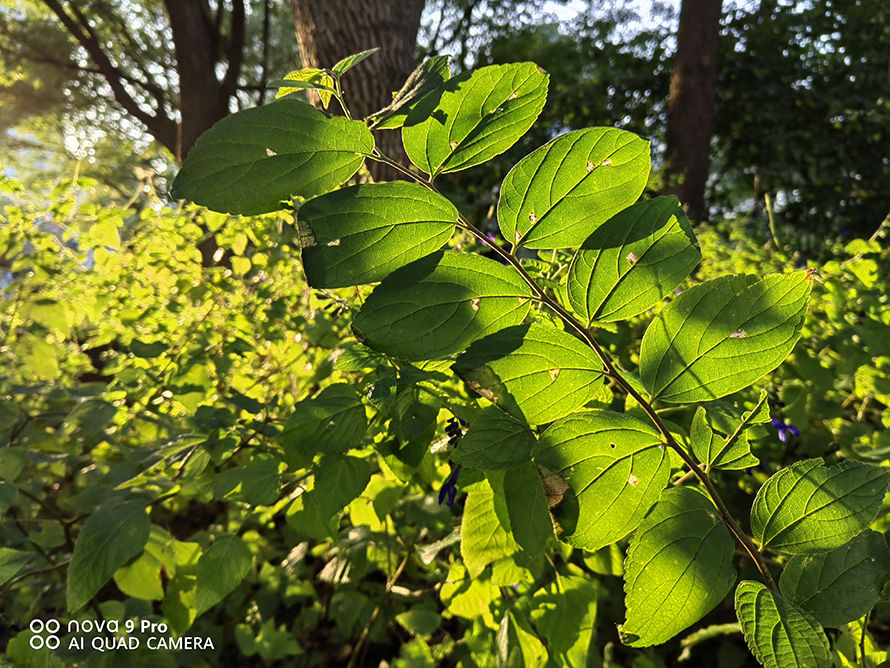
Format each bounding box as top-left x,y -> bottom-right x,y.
289,0 -> 425,181
663,0 -> 722,221
165,0 -> 245,163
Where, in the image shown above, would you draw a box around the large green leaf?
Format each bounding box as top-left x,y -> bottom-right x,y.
281,384 -> 367,464
195,534 -> 253,614
640,272 -> 811,404
453,323 -> 604,425
534,410 -> 670,551
67,499 -> 150,611
503,462 -> 553,563
735,581 -> 830,668
461,479 -> 519,577
750,458 -> 890,554
452,407 -> 537,470
621,486 -> 736,647
370,56 -> 451,130
567,197 -> 700,324
402,62 -> 548,177
498,127 -> 650,250
298,181 -> 456,288
779,530 -> 890,627
171,98 -> 374,215
352,251 -> 533,361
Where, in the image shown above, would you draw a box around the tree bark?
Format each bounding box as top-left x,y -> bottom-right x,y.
663,0 -> 722,221
289,0 -> 426,181
164,0 -> 245,162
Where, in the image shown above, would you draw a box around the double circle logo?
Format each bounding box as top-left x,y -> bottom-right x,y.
29,619 -> 60,650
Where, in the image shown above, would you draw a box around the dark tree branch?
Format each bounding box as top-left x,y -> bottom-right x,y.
38,0 -> 178,154
257,0 -> 271,104
221,0 -> 246,98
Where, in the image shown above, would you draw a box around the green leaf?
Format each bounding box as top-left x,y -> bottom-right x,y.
0,480 -> 17,512
0,399 -> 19,431
735,581 -> 830,668
566,197 -> 700,323
453,323 -> 604,425
503,462 -> 552,563
534,410 -> 670,551
529,575 -> 599,666
370,56 -> 451,129
332,47 -> 380,74
779,530 -> 890,627
299,181 -> 456,288
498,611 -> 548,668
621,486 -> 736,647
286,491 -> 338,542
171,98 -> 374,215
281,384 -> 367,463
0,548 -> 33,586
352,251 -> 533,361
402,62 -> 548,177
498,127 -> 650,250
391,385 -> 439,445
270,67 -> 336,107
639,272 -> 812,404
395,606 -> 442,637
689,406 -> 759,472
65,399 -> 117,437
750,458 -> 890,554
314,454 -> 371,518
213,452 -> 281,506
67,499 -> 150,611
461,478 -> 519,577
452,407 -> 537,470
195,534 -> 252,614
113,525 -> 175,601
128,339 -> 168,358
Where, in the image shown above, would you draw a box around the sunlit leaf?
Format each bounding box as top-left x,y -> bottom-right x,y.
567,196 -> 699,323
403,62 -> 548,177
750,458 -> 890,554
370,56 -> 451,129
534,410 -> 670,551
735,581 -> 830,668
621,486 -> 736,647
172,98 -> 373,215
640,272 -> 811,403
452,407 -> 537,470
779,530 -> 890,627
453,323 -> 604,425
352,251 -> 532,361
499,127 -> 650,249
298,181 -> 456,288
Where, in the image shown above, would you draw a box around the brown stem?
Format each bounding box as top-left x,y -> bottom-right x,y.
367,150 -> 779,592
346,549 -> 411,668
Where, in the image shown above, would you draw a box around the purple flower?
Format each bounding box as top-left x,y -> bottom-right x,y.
438,464 -> 462,506
771,417 -> 800,443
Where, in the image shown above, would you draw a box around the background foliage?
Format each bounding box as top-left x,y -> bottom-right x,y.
2,1 -> 890,667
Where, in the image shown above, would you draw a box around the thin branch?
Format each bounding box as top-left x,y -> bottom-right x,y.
346,549 -> 411,668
